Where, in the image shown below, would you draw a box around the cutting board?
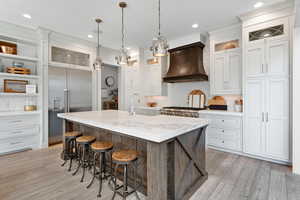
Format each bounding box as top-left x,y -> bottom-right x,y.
208,96 -> 226,106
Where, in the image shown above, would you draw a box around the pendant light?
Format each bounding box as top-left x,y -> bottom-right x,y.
116,2 -> 130,65
150,0 -> 169,57
93,18 -> 103,71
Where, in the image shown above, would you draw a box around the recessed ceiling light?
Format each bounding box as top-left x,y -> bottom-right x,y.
23,14 -> 32,19
192,24 -> 199,29
126,47 -> 131,50
88,34 -> 93,38
254,2 -> 264,8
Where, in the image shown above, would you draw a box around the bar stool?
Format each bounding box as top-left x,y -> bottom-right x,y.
72,135 -> 96,182
61,131 -> 82,171
87,141 -> 114,197
111,149 -> 140,200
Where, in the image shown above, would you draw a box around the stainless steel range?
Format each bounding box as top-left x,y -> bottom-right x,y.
160,107 -> 205,118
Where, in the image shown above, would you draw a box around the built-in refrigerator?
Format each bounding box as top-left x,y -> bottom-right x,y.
48,67 -> 92,145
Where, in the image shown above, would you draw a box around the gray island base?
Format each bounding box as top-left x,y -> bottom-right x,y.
58,110 -> 209,200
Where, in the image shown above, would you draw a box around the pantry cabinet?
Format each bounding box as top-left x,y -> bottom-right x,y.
243,17 -> 291,162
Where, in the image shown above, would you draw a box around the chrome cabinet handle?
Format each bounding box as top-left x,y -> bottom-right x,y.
10,141 -> 22,145
9,120 -> 22,123
262,64 -> 264,73
262,112 -> 265,122
266,112 -> 269,122
11,131 -> 23,134
266,63 -> 268,73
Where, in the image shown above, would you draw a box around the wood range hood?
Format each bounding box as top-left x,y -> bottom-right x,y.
163,42 -> 208,83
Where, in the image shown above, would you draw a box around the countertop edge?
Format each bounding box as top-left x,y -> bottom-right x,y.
58,112 -> 209,143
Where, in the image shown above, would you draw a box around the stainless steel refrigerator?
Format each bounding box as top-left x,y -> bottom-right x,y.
48,67 -> 92,145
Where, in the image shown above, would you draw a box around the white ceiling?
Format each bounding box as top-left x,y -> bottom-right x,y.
0,0 -> 286,49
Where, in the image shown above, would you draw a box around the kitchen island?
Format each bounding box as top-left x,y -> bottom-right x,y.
58,110 -> 209,200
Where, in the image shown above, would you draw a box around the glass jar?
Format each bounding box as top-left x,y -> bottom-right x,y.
24,96 -> 37,111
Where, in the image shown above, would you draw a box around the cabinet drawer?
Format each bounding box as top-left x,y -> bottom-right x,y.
207,127 -> 242,151
0,126 -> 39,139
0,135 -> 37,153
209,118 -> 241,129
0,116 -> 39,129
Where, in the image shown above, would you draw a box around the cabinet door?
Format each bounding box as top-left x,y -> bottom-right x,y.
227,49 -> 241,92
266,38 -> 289,77
213,53 -> 226,93
245,42 -> 265,78
265,78 -> 289,161
244,79 -> 265,156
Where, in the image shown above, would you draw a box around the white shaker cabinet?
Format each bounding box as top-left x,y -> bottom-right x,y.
209,25 -> 242,95
244,77 -> 289,161
265,77 -> 289,160
266,38 -> 289,77
213,49 -> 242,95
243,17 -> 291,162
245,41 -> 265,78
244,79 -> 265,156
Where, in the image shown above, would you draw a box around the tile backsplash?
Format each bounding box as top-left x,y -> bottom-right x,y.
0,97 -> 27,112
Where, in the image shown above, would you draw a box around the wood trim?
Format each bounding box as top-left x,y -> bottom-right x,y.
168,41 -> 205,52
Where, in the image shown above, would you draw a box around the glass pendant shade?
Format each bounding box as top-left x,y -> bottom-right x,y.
116,48 -> 130,65
116,2 -> 130,65
150,0 -> 168,57
151,35 -> 169,57
93,56 -> 102,70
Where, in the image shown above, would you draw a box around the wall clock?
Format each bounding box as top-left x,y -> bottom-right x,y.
105,76 -> 115,87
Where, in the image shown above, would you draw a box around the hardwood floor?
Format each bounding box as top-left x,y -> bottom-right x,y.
0,145 -> 299,200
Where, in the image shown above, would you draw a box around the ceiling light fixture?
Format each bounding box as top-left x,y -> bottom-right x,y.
93,18 -> 103,71
254,2 -> 264,8
23,14 -> 32,19
88,34 -> 93,38
150,0 -> 169,57
115,2 -> 130,66
192,23 -> 199,29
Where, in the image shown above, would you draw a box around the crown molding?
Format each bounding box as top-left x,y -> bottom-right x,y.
239,1 -> 296,27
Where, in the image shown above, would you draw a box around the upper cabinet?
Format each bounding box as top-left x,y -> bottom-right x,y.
210,25 -> 242,95
244,19 -> 290,78
140,49 -> 168,96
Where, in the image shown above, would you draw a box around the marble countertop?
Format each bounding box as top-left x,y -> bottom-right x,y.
58,110 -> 209,143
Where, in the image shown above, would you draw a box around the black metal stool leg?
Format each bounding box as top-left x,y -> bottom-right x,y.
73,144 -> 82,176
111,164 -> 119,200
80,144 -> 87,182
98,152 -> 103,197
87,152 -> 97,188
61,138 -> 69,167
123,164 -> 128,200
68,139 -> 74,171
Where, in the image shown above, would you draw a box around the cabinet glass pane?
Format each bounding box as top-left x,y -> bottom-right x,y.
51,46 -> 90,67
249,25 -> 284,42
215,40 -> 239,52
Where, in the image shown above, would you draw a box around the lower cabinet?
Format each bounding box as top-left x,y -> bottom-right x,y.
0,115 -> 40,155
204,114 -> 242,152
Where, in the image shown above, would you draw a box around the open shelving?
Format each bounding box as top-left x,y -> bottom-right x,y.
0,93 -> 39,97
0,72 -> 39,79
0,110 -> 40,117
0,52 -> 38,62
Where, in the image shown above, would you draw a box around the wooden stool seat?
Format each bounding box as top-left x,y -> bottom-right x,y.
65,131 -> 81,138
91,141 -> 113,151
76,136 -> 96,144
112,150 -> 138,163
